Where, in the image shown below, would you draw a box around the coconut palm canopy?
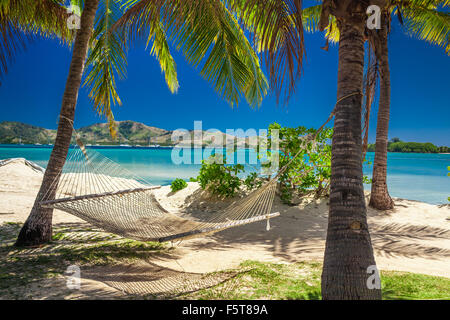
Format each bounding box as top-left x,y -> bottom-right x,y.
0,0 -> 270,136
301,0 -> 449,52
3,0 -> 447,128
0,0 -> 71,85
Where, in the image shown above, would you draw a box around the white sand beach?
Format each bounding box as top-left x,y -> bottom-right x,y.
1,159 -> 449,299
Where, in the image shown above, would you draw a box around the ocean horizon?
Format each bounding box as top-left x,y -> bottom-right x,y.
1,144 -> 449,205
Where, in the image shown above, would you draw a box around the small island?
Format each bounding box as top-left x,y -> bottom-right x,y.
367,137 -> 449,154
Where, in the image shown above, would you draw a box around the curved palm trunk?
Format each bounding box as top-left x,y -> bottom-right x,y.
15,0 -> 99,247
369,24 -> 394,210
321,21 -> 382,300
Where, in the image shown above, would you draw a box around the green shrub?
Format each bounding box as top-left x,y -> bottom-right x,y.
243,172 -> 263,191
261,123 -> 333,203
194,123 -> 372,203
196,154 -> 244,198
170,178 -> 188,192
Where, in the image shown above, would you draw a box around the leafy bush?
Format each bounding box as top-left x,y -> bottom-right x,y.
194,123 -> 372,203
196,154 -> 244,197
170,178 -> 187,192
261,123 -> 333,203
243,172 -> 263,191
367,139 -> 445,153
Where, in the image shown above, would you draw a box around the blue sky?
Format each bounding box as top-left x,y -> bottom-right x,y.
0,17 -> 449,146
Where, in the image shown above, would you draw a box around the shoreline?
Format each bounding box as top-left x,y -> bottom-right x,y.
2,144 -> 450,154
0,156 -> 448,206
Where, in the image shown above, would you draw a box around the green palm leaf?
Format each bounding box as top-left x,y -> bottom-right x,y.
84,0 -> 128,138
117,0 -> 268,107
0,0 -> 71,84
397,3 -> 450,54
228,0 -> 305,104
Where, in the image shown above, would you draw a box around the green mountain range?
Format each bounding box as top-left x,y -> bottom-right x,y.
1,121 -> 448,152
367,138 -> 449,154
0,121 -> 248,147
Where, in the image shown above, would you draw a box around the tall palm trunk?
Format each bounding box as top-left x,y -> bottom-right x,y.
15,0 -> 99,247
369,22 -> 394,210
321,20 -> 382,300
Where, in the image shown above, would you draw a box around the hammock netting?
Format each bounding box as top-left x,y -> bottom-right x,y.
40,139 -> 280,243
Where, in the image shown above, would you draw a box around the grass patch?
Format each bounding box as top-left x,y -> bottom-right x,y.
0,222 -> 167,298
1,223 -> 449,300
381,271 -> 450,300
57,239 -> 165,265
186,260 -> 450,300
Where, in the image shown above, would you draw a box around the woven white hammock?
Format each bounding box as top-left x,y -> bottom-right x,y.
39,138 -> 280,242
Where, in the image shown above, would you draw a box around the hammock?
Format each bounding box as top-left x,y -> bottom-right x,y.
40,138 -> 280,243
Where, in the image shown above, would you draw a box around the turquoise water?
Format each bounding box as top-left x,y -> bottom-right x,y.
1,145 -> 449,205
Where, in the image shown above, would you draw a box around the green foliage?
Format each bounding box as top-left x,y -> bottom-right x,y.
84,0 -> 128,138
243,172 -> 263,191
0,0 -> 72,85
170,178 -> 187,193
367,139 -> 448,153
264,123 -> 333,203
119,0 -> 268,108
194,123 -> 372,202
439,146 -> 450,153
196,154 -> 244,198
389,141 -> 439,153
0,121 -> 55,144
187,260 -> 450,300
363,174 -> 373,185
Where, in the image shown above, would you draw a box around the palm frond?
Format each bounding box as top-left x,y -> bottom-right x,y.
397,4 -> 450,54
302,4 -> 339,45
362,34 -> 380,159
0,0 -> 72,84
147,19 -> 179,93
117,0 -> 179,94
228,0 -> 304,104
84,0 -> 128,138
0,16 -> 27,85
402,0 -> 450,9
117,0 -> 268,107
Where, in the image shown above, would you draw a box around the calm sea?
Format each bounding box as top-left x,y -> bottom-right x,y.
0,145 -> 449,205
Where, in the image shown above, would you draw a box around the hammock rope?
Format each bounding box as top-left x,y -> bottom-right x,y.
39,134 -> 280,242
40,92 -> 360,243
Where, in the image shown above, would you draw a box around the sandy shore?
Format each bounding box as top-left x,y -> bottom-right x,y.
1,159 -> 449,298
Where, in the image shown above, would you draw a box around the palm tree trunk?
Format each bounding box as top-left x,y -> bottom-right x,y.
321,20 -> 382,300
15,0 -> 99,247
369,22 -> 394,210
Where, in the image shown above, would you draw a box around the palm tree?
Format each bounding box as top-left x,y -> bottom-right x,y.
369,0 -> 450,209
317,0 -> 383,300
14,0 -> 268,246
303,1 -> 449,210
228,0 -> 382,299
15,0 -> 101,246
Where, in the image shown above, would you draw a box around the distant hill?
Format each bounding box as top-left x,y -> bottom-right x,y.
367,138 -> 449,154
0,121 -> 56,144
77,121 -> 173,145
0,121 -> 249,147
